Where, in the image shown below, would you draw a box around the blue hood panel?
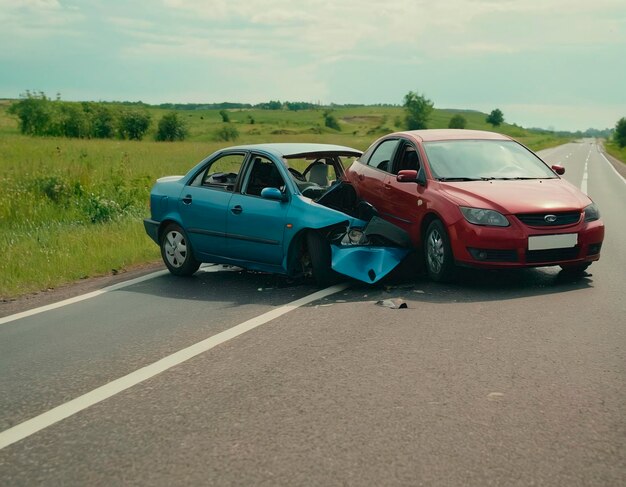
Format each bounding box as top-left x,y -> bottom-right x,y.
331,245 -> 410,284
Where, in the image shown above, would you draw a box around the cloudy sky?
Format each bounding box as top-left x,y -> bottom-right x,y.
1,0 -> 624,131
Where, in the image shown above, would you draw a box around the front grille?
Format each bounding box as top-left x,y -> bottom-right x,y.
468,248 -> 518,262
526,246 -> 580,263
516,211 -> 581,227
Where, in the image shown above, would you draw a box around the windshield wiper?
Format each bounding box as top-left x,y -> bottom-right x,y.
436,177 -> 482,182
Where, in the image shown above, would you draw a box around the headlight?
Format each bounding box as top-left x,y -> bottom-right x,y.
583,202 -> 600,222
460,207 -> 510,227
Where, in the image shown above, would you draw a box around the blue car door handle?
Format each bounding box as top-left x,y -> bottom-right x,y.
231,205 -> 243,214
182,194 -> 192,205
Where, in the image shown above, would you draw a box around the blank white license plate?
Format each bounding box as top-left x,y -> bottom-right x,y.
528,233 -> 578,251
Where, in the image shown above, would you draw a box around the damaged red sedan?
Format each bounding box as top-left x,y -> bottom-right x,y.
345,129 -> 604,281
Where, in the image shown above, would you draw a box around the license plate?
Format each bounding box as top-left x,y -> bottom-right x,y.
528,233 -> 578,251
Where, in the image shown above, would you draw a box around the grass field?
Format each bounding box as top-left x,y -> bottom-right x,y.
0,101 -> 577,298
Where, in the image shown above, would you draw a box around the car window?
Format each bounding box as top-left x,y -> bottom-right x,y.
243,156 -> 286,196
392,142 -> 420,175
190,153 -> 246,190
366,139 -> 399,173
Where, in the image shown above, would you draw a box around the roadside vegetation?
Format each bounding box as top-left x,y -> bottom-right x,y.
0,96 -> 582,298
605,117 -> 626,164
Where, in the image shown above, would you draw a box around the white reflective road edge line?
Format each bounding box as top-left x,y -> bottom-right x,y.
599,151 -> 626,185
0,282 -> 349,450
0,270 -> 168,326
0,264 -> 226,326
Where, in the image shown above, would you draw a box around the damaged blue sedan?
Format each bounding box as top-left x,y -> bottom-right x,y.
144,143 -> 410,286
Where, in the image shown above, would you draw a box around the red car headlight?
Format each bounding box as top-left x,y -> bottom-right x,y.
460,207 -> 510,227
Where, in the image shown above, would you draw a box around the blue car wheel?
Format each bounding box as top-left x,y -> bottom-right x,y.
306,231 -> 339,288
160,223 -> 201,276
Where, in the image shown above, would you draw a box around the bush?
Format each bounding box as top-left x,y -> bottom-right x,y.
156,112 -> 188,141
323,110 -> 341,131
448,114 -> 467,129
118,110 -> 151,140
215,124 -> 239,141
219,109 -> 230,123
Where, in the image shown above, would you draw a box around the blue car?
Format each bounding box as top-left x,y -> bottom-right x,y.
144,143 -> 410,286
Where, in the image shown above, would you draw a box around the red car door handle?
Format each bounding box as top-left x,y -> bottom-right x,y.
358,174 -> 365,181
231,205 -> 243,215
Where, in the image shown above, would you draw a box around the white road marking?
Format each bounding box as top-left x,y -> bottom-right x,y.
0,282 -> 350,450
0,264 -> 226,326
598,148 -> 626,185
581,150 -> 590,194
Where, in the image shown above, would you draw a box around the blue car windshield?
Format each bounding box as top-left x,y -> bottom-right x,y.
423,140 -> 557,180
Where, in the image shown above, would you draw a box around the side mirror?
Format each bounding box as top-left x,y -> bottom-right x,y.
551,164 -> 565,175
397,168 -> 427,186
397,170 -> 418,182
260,187 -> 286,201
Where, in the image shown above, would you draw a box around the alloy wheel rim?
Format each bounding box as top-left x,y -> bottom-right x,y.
164,231 -> 187,268
427,229 -> 444,273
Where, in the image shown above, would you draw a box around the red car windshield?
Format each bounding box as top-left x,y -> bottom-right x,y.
423,140 -> 558,181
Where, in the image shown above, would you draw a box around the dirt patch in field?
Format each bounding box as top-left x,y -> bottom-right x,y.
340,116 -> 384,124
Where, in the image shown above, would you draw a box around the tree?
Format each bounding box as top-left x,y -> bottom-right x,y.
614,117 -> 626,148
448,114 -> 467,129
219,109 -> 230,123
8,91 -> 53,136
403,91 -> 434,130
86,103 -> 116,139
118,110 -> 151,140
156,112 -> 188,141
486,108 -> 504,127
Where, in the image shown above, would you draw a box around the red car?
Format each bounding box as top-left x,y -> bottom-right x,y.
345,129 -> 604,281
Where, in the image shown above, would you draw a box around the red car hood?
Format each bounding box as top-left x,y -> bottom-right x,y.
439,179 -> 592,214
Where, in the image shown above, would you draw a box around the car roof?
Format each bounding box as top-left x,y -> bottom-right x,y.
226,143 -> 362,159
393,129 -> 513,143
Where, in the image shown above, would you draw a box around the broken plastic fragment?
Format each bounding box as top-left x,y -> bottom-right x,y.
376,298 -> 408,309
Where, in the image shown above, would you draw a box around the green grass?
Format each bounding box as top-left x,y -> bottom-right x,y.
604,140 -> 626,164
0,102 -> 574,298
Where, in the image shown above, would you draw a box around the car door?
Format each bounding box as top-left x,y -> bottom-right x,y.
349,138 -> 400,213
381,139 -> 428,245
224,154 -> 290,265
177,152 -> 247,259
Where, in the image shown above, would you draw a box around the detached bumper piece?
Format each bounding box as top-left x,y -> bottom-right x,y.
329,216 -> 411,284
331,246 -> 410,283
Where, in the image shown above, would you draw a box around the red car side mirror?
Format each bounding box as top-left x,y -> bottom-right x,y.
551,164 -> 565,175
397,170 -> 418,182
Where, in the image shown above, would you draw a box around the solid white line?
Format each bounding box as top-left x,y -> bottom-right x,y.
598,149 -> 626,185
0,270 -> 169,326
0,282 -> 349,450
0,265 -> 228,326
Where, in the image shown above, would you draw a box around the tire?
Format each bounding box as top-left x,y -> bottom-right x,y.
306,231 -> 339,287
424,219 -> 456,282
160,223 -> 201,276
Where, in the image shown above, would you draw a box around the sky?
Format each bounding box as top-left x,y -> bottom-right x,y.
1,0 -> 625,131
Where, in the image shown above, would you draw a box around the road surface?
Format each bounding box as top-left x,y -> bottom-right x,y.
1,140 -> 624,486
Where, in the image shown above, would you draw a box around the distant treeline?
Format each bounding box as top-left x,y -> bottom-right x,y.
9,92 -> 153,140
157,101 -> 399,111
529,127 -> 613,138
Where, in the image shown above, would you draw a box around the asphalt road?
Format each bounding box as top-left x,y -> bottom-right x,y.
1,140 -> 624,486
